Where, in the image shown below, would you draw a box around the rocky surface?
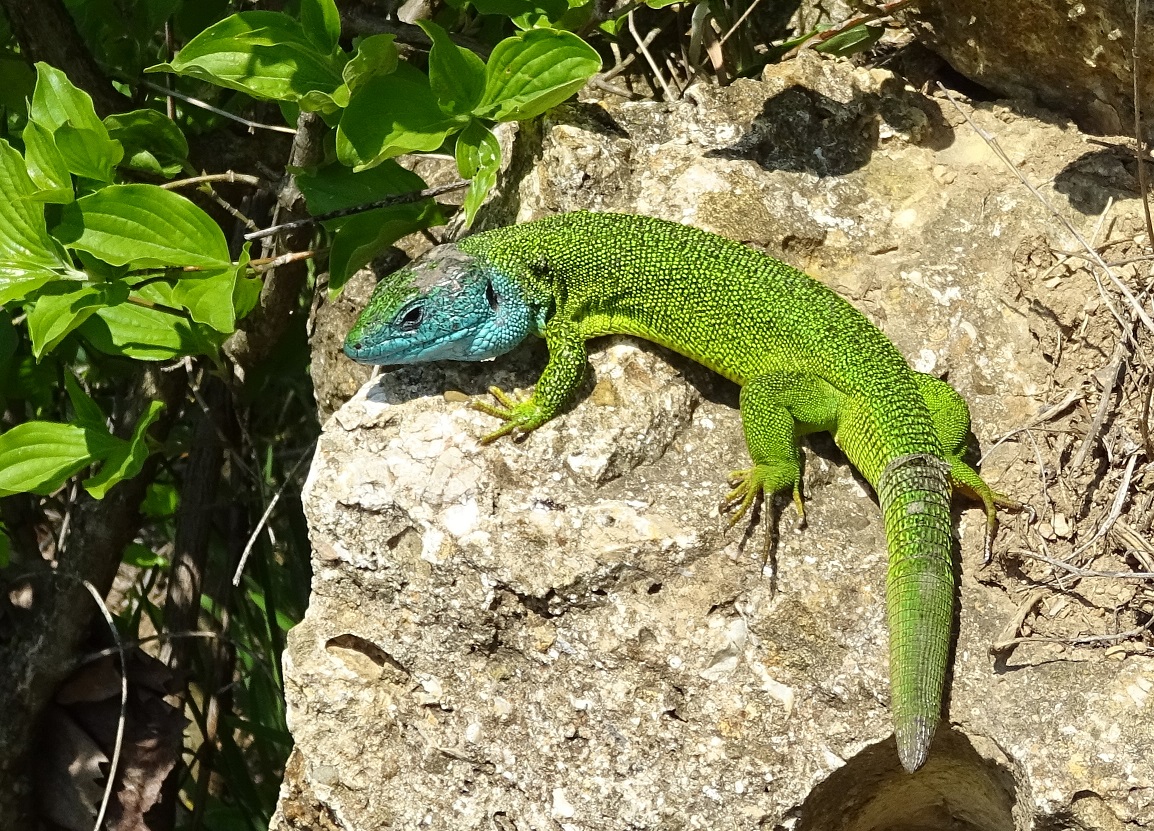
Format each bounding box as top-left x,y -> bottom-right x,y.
276,53 -> 1154,830
904,0 -> 1154,140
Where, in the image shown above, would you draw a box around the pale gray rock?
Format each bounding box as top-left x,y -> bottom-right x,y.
276,55 -> 1154,830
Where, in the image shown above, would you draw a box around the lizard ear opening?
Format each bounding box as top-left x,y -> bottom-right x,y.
485,279 -> 500,312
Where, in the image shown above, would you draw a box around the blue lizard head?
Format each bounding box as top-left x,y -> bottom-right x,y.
344,243 -> 539,365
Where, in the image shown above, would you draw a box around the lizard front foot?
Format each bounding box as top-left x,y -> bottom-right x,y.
470,386 -> 549,443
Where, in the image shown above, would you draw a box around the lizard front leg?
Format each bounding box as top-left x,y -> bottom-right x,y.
472,319 -> 587,443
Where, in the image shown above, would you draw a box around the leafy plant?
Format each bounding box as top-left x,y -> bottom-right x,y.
153,0 -> 601,288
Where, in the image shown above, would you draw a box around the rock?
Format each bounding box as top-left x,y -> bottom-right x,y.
903,0 -> 1154,139
275,54 -> 1154,830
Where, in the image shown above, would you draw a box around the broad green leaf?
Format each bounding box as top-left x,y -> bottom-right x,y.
0,141 -> 70,268
296,159 -> 425,214
53,184 -> 231,269
232,247 -> 260,320
64,372 -> 106,430
328,200 -> 442,291
29,63 -> 108,134
418,20 -> 486,116
170,266 -> 241,333
0,265 -> 65,306
22,121 -> 73,203
477,29 -> 600,122
150,11 -> 344,104
0,421 -> 119,498
341,34 -> 398,96
454,121 -> 500,226
337,63 -> 467,171
54,123 -> 124,183
300,0 -> 342,53
813,24 -> 884,57
27,280 -> 129,357
84,399 -> 165,498
104,109 -> 190,177
79,297 -> 222,360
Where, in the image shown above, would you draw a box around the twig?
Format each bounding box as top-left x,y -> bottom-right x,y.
1073,452 -> 1140,557
250,249 -> 317,273
137,78 -> 298,135
590,77 -> 642,99
1068,340 -> 1126,470
990,588 -> 1046,653
243,180 -> 469,241
717,0 -> 767,47
980,386 -> 1081,464
629,11 -> 675,102
937,83 -> 1154,340
1017,549 -> 1154,579
160,172 -> 264,190
81,580 -> 128,831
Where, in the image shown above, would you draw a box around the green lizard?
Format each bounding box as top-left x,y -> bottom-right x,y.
344,211 -> 1011,772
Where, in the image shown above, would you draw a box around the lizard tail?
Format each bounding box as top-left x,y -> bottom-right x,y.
876,452 -> 954,772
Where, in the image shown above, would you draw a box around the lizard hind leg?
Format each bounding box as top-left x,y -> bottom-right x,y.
722,372 -> 842,550
914,373 -> 1022,559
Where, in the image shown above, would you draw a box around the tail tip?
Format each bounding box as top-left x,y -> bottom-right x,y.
896,714 -> 938,772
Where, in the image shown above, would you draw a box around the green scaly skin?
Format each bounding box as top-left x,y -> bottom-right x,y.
344,211 -> 1012,772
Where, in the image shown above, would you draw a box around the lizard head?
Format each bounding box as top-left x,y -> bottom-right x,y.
343,243 -> 537,366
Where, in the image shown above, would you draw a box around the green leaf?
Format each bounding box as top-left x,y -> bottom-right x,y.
29,63 -> 108,134
53,184 -> 232,269
0,140 -> 71,269
22,121 -> 73,203
171,266 -> 241,333
418,20 -> 486,116
84,399 -> 164,498
328,200 -> 442,291
477,29 -> 601,122
150,11 -> 345,104
341,34 -> 398,96
296,159 -> 425,215
300,0 -> 342,53
54,123 -> 124,183
104,109 -> 190,177
813,24 -> 884,57
64,372 -> 106,430
454,121 -> 500,227
27,280 -> 129,357
337,63 -> 467,171
79,297 -> 222,360
0,265 -> 66,306
0,421 -> 118,498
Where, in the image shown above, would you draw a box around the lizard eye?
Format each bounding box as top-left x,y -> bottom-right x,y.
398,305 -> 424,330
485,280 -> 500,312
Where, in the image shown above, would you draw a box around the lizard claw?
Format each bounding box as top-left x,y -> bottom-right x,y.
470,386 -> 547,444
